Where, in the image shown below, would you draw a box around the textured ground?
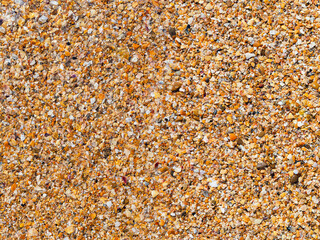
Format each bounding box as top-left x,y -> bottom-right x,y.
1,0 -> 320,239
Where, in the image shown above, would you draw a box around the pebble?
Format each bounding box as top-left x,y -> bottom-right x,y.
269,30 -> 277,35
174,166 -> 182,173
168,27 -> 176,38
106,201 -> 112,208
257,162 -> 268,170
258,131 -> 265,138
290,173 -> 301,185
48,110 -> 54,117
205,3 -> 213,10
171,82 -> 182,92
159,166 -> 169,173
14,0 -> 24,5
309,42 -> 316,49
202,190 -> 209,197
50,0 -> 59,5
208,179 -> 218,188
65,226 -> 74,234
229,133 -> 237,141
39,15 -> 48,23
245,53 -> 256,60
151,190 -> 159,198
253,218 -> 263,225
236,138 -> 244,146
27,228 -> 38,237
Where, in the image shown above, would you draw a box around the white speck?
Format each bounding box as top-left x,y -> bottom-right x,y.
310,42 -> 316,49
90,97 -> 96,104
124,148 -> 130,157
12,54 -> 18,60
115,222 -> 121,228
293,169 -> 299,175
48,110 -> 54,117
220,206 -> 227,214
245,53 -> 255,60
15,0 -> 24,4
125,117 -> 132,123
4,59 -> 11,65
188,17 -> 193,24
34,186 -> 45,192
296,39 -> 302,45
131,55 -> 138,63
203,135 -> 208,143
50,0 -> 58,5
39,15 -> 48,23
106,201 -> 112,208
0,27 -> 5,34
59,64 -> 64,70
297,121 -> 304,127
208,179 -> 218,188
69,115 -> 74,120
21,134 -> 25,141
132,227 -> 139,234
174,166 -> 182,173
312,196 -> 319,204
270,30 -> 277,35
83,61 -> 92,67
136,73 -> 143,79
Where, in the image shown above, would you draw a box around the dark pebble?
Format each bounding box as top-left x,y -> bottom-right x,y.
290,173 -> 301,185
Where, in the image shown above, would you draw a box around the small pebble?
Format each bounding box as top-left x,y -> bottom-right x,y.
151,190 -> 159,198
65,226 -> 74,234
27,228 -> 38,237
229,133 -> 237,141
257,162 -> 268,170
208,179 -> 218,188
290,173 -> 301,185
39,15 -> 48,23
50,0 -> 59,5
205,3 -> 213,10
168,27 -> 176,38
106,201 -> 112,208
245,53 -> 256,60
171,82 -> 182,92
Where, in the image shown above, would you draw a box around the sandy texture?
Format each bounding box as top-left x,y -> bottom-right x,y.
1,0 -> 320,239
